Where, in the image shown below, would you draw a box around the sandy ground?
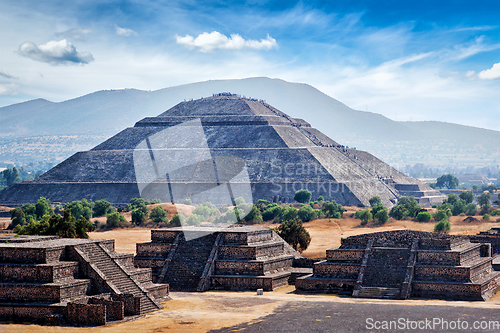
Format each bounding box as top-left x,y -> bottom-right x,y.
3,286 -> 500,333
86,207 -> 500,258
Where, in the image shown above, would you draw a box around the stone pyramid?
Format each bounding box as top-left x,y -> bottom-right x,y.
0,93 -> 444,207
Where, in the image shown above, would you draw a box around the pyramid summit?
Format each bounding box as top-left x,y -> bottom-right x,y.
0,93 -> 444,207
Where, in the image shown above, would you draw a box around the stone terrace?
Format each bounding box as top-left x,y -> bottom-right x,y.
296,230 -> 500,301
134,226 -> 304,292
0,235 -> 168,326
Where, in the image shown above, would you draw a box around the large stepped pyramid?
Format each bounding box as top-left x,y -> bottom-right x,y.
0,93 -> 444,208
0,235 -> 168,325
134,226 -> 304,291
296,230 -> 500,301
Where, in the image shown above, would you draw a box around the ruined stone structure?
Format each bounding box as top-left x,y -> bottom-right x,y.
0,94 -> 444,208
134,226 -> 304,291
296,230 -> 500,301
0,235 -> 168,325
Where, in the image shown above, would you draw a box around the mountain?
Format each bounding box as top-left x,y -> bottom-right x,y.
0,77 -> 499,168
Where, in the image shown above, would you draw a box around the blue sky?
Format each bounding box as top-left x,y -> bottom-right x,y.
1,0 -> 500,130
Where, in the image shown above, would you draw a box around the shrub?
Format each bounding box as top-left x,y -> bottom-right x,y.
491,210 -> 500,216
186,214 -> 202,225
275,218 -> 311,253
433,209 -> 450,222
106,212 -> 127,228
93,199 -> 114,217
434,219 -> 451,233
298,205 -> 317,222
465,203 -> 478,216
322,200 -> 345,218
183,198 -> 193,205
374,207 -> 389,224
356,209 -> 372,224
317,196 -> 324,202
279,206 -> 298,223
150,206 -> 168,223
262,206 -> 283,221
294,189 -> 312,203
483,214 -> 491,221
131,206 -> 149,224
170,214 -> 182,227
416,211 -> 432,222
243,205 -> 263,224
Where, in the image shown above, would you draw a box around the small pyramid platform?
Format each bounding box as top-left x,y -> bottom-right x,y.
296,230 -> 500,301
0,235 -> 168,325
134,226 -> 303,291
0,93 -> 444,207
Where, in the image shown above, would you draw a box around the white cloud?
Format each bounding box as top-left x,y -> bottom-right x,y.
17,39 -> 94,65
55,28 -> 92,41
0,70 -> 18,79
176,31 -> 277,52
115,25 -> 137,37
478,62 -> 500,80
0,83 -> 19,95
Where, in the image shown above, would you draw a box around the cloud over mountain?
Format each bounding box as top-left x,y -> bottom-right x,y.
17,39 -> 94,65
176,31 -> 277,52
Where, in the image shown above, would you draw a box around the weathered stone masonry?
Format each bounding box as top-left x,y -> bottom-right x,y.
296,230 -> 500,301
0,235 -> 168,325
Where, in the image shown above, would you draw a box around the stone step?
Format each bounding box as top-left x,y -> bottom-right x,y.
356,287 -> 400,299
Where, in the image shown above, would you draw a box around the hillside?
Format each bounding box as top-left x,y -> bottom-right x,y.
1,77 -> 499,168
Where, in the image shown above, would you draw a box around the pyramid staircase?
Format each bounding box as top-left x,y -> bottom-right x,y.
74,242 -> 162,313
159,233 -> 217,291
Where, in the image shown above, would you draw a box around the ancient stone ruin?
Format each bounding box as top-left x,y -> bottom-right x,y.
134,226 -> 305,291
0,93 -> 444,208
0,235 -> 168,325
296,230 -> 500,301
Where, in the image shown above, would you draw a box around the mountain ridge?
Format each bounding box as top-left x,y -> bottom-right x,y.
1,77 -> 498,168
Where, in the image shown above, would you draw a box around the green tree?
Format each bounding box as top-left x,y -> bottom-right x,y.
436,174 -> 459,189
1,167 -> 21,186
369,196 -> 382,207
465,203 -> 478,216
35,197 -> 53,219
93,199 -> 114,217
128,197 -> 150,211
322,200 -> 345,218
297,205 -> 317,222
150,206 -> 168,223
106,212 -> 127,228
317,196 -> 324,202
131,205 -> 149,224
262,205 -> 283,221
459,191 -> 474,204
16,211 -> 93,238
451,199 -> 466,216
357,209 -> 372,225
433,209 -> 451,222
243,205 -> 263,224
275,218 -> 311,253
434,219 -> 451,233
374,207 -> 389,224
478,192 -> 492,210
65,200 -> 93,220
279,206 -> 298,223
444,194 -> 459,207
170,214 -> 182,227
8,207 -> 26,230
294,189 -> 312,203
416,211 -> 432,222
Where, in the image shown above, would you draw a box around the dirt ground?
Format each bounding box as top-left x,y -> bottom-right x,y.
3,286 -> 500,333
86,206 -> 500,258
